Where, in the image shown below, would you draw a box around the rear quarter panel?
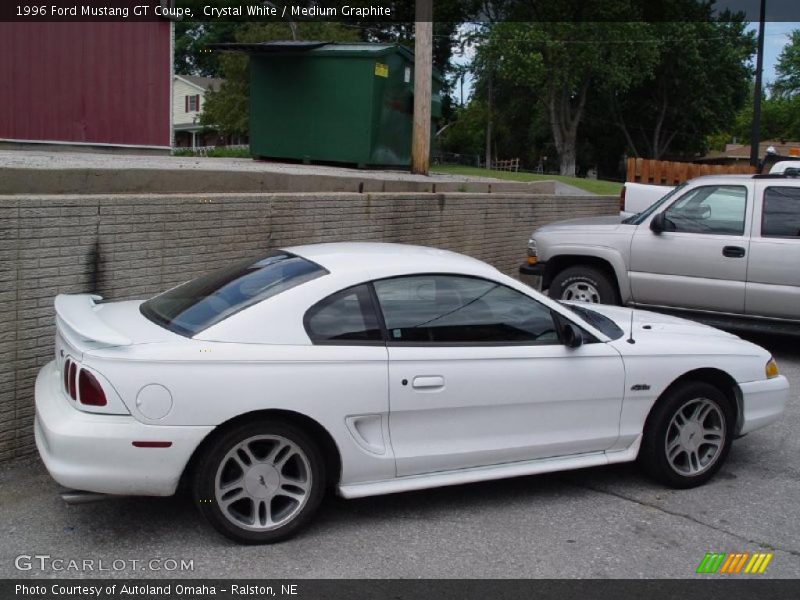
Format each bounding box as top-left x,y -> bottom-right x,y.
83,342 -> 393,485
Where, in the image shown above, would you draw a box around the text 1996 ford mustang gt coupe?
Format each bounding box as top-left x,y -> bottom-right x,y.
35,243 -> 788,543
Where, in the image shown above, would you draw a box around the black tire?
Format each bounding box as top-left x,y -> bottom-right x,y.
193,420 -> 326,544
638,381 -> 734,489
548,266 -> 618,305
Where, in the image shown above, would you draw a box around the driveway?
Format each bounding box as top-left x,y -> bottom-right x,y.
1,332 -> 798,579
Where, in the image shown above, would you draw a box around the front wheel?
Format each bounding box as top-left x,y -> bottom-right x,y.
193,420 -> 325,544
639,382 -> 733,488
548,266 -> 618,304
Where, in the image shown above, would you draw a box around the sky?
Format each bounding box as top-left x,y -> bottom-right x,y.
451,21 -> 800,104
758,21 -> 798,84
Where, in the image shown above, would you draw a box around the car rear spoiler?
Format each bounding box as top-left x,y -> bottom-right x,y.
54,294 -> 132,347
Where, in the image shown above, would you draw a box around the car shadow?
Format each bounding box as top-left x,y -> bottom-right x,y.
41,461 -> 645,549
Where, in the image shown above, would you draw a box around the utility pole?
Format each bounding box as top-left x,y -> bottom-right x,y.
485,70 -> 493,169
750,0 -> 767,169
411,0 -> 433,175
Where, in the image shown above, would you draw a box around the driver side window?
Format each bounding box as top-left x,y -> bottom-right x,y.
373,275 -> 559,344
664,185 -> 747,235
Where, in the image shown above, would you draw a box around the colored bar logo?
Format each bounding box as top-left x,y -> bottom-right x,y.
696,552 -> 773,574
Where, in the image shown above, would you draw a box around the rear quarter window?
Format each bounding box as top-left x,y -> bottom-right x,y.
141,251 -> 327,337
303,284 -> 383,344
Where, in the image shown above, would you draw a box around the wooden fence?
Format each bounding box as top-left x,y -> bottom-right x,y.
491,158 -> 520,172
626,157 -> 756,185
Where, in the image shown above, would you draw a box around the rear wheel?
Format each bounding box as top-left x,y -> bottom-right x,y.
639,382 -> 733,488
548,266 -> 618,304
193,420 -> 325,544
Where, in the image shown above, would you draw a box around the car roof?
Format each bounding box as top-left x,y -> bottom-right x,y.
283,242 -> 499,278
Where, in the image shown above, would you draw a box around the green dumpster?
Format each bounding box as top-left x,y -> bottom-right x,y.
214,41 -> 443,168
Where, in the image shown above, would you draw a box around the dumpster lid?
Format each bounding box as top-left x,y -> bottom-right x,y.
211,41 -> 442,81
211,41 -> 413,60
210,41 -> 330,53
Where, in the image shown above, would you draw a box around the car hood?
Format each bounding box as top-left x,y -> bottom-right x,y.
579,304 -> 739,341
535,215 -> 626,234
570,303 -> 767,360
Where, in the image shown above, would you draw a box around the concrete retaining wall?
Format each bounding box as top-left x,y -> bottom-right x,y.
0,192 -> 616,461
0,166 -> 558,195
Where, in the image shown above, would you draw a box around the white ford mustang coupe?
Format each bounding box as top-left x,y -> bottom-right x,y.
35,243 -> 788,543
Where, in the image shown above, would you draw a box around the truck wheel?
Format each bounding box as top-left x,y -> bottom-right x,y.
193,420 -> 325,544
549,266 -> 618,304
638,381 -> 733,488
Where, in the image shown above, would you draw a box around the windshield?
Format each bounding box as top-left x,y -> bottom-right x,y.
559,302 -> 624,340
141,251 -> 328,337
623,183 -> 688,225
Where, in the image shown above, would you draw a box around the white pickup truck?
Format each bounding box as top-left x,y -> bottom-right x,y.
620,160 -> 800,218
521,170 -> 800,332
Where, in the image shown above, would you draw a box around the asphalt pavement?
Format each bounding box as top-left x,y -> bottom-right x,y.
1,332 -> 798,579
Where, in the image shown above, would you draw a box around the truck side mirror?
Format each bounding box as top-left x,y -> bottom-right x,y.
650,212 -> 666,234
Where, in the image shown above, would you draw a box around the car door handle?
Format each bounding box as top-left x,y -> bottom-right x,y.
722,246 -> 746,258
412,376 -> 445,390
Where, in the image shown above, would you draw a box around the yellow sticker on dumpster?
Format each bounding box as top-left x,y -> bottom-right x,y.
375,63 -> 389,78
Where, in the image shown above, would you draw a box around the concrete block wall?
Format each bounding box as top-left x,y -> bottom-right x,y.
0,192 -> 616,461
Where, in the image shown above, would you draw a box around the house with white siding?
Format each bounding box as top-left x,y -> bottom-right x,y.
173,75 -> 224,148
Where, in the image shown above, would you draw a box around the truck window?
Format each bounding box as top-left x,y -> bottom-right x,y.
762,187 -> 800,238
663,185 -> 747,236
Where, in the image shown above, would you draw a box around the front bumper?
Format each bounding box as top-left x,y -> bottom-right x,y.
519,262 -> 546,277
35,361 -> 213,496
738,375 -> 790,435
519,261 -> 546,291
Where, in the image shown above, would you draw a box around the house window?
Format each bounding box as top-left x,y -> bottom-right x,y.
185,94 -> 200,112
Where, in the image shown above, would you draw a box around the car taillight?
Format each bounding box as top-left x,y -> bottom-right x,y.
68,361 -> 77,399
63,359 -> 71,393
78,369 -> 107,406
620,186 -> 626,212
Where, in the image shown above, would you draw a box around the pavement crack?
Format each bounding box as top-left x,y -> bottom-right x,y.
565,479 -> 800,558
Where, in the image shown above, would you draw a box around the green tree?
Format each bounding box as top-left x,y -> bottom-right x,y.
479,14 -> 657,175
200,22 -> 360,137
174,22 -> 243,77
172,0 -> 270,76
729,92 -> 800,143
611,17 -> 754,160
772,29 -> 800,98
439,102 -> 487,158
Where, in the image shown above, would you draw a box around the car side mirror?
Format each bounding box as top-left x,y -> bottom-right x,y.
650,212 -> 666,234
562,322 -> 584,349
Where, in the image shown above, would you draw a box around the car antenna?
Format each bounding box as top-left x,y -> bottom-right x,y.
627,310 -> 636,344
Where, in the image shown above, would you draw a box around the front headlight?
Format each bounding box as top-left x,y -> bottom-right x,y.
766,357 -> 780,379
527,238 -> 538,265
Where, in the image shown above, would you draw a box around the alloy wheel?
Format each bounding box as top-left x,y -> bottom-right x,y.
214,434 -> 312,531
664,398 -> 726,477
